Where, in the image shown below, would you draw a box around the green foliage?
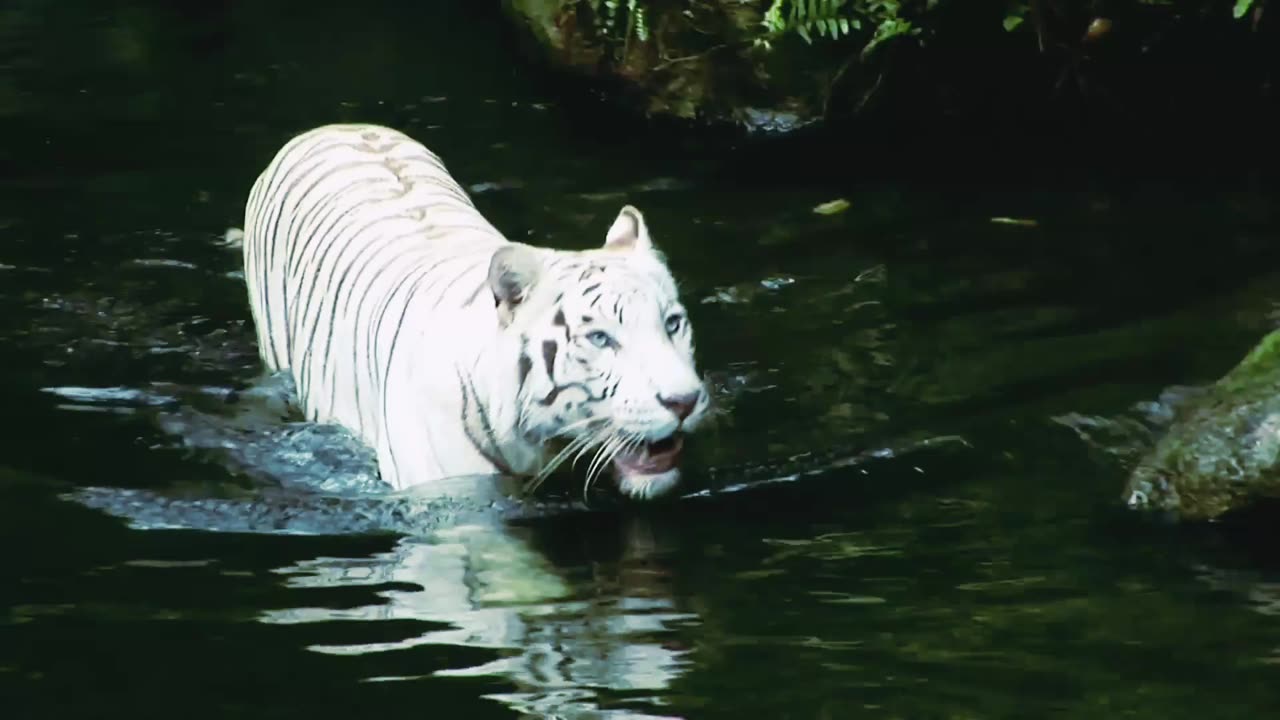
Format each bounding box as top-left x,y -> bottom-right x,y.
762,0 -> 861,44
581,0 -> 650,43
758,0 -> 920,58
578,0 -> 1263,71
578,0 -> 919,59
1001,0 -> 1027,33
580,0 -> 1264,53
998,0 -> 1261,34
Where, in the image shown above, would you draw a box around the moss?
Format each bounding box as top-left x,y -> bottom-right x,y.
1123,329 -> 1280,521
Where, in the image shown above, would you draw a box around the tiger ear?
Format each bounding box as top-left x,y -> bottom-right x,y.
488,244 -> 542,325
603,205 -> 653,253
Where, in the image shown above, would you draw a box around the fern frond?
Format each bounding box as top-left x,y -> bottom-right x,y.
581,0 -> 649,44
758,0 -> 914,56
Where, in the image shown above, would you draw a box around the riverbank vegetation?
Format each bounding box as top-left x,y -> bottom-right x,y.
505,1 -> 1276,178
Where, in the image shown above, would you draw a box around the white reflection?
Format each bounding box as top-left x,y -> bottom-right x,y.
259,516 -> 696,718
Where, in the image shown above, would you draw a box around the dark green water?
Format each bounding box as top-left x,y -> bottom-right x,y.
5,2 -> 1280,718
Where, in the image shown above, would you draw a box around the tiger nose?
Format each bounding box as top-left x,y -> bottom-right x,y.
657,391 -> 700,421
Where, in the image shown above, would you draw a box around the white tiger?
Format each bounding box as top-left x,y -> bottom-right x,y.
235,123 -> 710,500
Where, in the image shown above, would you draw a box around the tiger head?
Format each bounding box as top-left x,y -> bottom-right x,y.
488,205 -> 710,501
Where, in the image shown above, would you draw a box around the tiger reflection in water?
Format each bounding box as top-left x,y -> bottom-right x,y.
260,513 -> 695,717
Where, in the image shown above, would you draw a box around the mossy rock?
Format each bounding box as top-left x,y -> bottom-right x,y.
1124,330 -> 1280,521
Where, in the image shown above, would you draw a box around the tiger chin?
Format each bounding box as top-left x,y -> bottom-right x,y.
610,451 -> 686,502
237,123 -> 711,506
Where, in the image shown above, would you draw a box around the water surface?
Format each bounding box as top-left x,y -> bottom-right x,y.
4,2 -> 1280,718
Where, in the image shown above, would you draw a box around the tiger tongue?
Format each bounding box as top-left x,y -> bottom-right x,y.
613,436 -> 683,475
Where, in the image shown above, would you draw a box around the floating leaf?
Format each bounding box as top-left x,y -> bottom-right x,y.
736,568 -> 787,580
989,216 -> 1038,227
817,594 -> 888,605
1234,0 -> 1254,19
813,198 -> 851,215
1003,14 -> 1024,32
1082,17 -> 1112,43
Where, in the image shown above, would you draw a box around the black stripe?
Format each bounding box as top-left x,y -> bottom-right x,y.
284,161 -> 378,279
463,277 -> 490,308
456,366 -> 512,474
369,256 -> 426,387
429,256 -> 489,310
541,339 -> 558,379
379,268 -> 433,480
328,230 -> 418,429
365,249 -> 471,394
539,381 -> 604,407
293,210 -> 413,401
245,176 -> 285,370
262,138 -> 355,365
552,308 -> 570,342
243,198 -> 280,370
346,237 -> 408,426
282,156 -> 372,278
250,137 -> 342,374
412,174 -> 473,204
289,203 -> 370,402
517,349 -> 532,388
294,204 -> 404,381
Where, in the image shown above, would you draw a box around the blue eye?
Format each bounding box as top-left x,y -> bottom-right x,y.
665,314 -> 684,335
586,330 -> 613,349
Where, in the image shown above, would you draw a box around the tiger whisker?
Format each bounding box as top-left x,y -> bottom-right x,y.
524,418 -> 612,493
584,431 -> 629,497
583,436 -> 615,492
553,415 -> 604,435
528,435 -> 587,488
542,425 -> 601,476
583,430 -> 645,502
528,432 -> 595,490
571,421 -> 618,469
571,427 -> 610,470
583,435 -> 620,499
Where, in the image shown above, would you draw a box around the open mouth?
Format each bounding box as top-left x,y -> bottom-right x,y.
612,434 -> 684,476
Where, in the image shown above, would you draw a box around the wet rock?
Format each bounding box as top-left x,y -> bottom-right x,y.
1123,330 -> 1280,521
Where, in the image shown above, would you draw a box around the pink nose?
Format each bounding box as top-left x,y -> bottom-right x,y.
657,392 -> 699,421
